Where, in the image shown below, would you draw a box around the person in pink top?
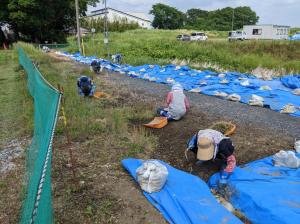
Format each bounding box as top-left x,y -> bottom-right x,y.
186,129 -> 236,186
157,83 -> 190,121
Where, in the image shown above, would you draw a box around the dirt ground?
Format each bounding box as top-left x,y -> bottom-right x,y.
53,66 -> 296,224
3,56 -> 298,223
53,67 -> 297,223
101,69 -> 296,181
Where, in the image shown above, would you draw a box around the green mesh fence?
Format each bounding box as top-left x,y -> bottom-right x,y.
18,47 -> 61,224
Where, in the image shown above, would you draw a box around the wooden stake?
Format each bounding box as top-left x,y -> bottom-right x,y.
57,84 -> 77,182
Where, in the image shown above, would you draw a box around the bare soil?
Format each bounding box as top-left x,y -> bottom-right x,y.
4,56 -> 298,223
102,70 -> 296,181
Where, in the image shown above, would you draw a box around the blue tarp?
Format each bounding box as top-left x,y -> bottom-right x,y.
122,158 -> 242,224
209,153 -> 300,224
281,75 -> 300,89
58,52 -> 300,117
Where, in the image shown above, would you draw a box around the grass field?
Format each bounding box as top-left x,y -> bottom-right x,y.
66,29 -> 300,75
0,51 -> 33,147
0,44 -> 161,223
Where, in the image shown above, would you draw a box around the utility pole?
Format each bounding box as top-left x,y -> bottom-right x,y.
103,0 -> 109,58
231,8 -> 235,31
75,0 -> 82,54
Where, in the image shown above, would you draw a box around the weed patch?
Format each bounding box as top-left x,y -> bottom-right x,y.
66,29 -> 300,75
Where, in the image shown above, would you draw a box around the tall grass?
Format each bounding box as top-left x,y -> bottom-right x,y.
0,50 -> 33,147
66,29 -> 300,75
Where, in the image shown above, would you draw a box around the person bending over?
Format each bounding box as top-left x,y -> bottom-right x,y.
186,129 -> 236,185
77,75 -> 96,97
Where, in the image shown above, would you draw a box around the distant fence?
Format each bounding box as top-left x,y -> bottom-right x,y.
18,47 -> 61,223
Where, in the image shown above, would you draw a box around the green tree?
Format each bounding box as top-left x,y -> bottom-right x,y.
186,9 -> 208,26
0,0 -> 98,42
233,6 -> 259,30
184,6 -> 259,31
150,3 -> 186,29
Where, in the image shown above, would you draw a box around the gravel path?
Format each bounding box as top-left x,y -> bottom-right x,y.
104,71 -> 300,139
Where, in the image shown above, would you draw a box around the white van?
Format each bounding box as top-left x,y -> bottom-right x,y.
228,31 -> 247,41
190,32 -> 208,41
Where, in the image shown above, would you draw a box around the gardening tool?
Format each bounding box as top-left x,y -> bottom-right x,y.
143,117 -> 168,129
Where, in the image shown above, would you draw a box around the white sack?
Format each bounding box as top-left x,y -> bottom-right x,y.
273,150 -> 300,168
136,160 -> 168,193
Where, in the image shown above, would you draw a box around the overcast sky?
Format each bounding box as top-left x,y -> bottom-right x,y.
88,0 -> 300,27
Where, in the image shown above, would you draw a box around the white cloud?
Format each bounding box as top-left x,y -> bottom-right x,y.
88,0 -> 300,27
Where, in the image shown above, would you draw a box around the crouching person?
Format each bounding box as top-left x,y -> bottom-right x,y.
157,83 -> 190,121
186,129 -> 236,185
77,75 -> 96,97
91,60 -> 101,74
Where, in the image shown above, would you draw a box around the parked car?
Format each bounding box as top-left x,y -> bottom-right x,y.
190,32 -> 208,41
289,32 -> 300,41
228,31 -> 247,41
176,34 -> 190,41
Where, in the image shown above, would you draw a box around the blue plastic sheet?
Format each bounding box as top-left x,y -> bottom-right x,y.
122,158 -> 242,224
58,52 -> 300,117
281,75 -> 300,89
209,153 -> 300,224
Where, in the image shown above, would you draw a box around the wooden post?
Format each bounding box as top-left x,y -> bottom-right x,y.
57,84 -> 77,181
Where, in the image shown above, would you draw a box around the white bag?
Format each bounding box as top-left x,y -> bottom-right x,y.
259,85 -> 272,91
273,150 -> 300,168
214,91 -> 228,98
295,140 -> 300,153
240,80 -> 250,86
292,89 -> 300,96
136,160 -> 168,193
227,94 -> 241,102
249,94 -> 264,107
280,104 -> 297,114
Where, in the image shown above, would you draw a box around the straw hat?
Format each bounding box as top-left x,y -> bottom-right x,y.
197,137 -> 214,161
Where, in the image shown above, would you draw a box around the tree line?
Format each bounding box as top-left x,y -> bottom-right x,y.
0,1 -> 259,43
150,3 -> 259,31
0,0 -> 99,43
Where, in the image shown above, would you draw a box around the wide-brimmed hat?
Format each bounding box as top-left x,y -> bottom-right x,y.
197,137 -> 214,161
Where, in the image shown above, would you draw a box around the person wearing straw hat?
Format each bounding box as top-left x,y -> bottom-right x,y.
186,129 -> 236,185
157,83 -> 190,121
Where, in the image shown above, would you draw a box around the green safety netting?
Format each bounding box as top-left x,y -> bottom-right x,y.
18,47 -> 61,224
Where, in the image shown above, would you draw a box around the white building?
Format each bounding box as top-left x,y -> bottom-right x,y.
87,7 -> 152,29
243,24 -> 290,40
